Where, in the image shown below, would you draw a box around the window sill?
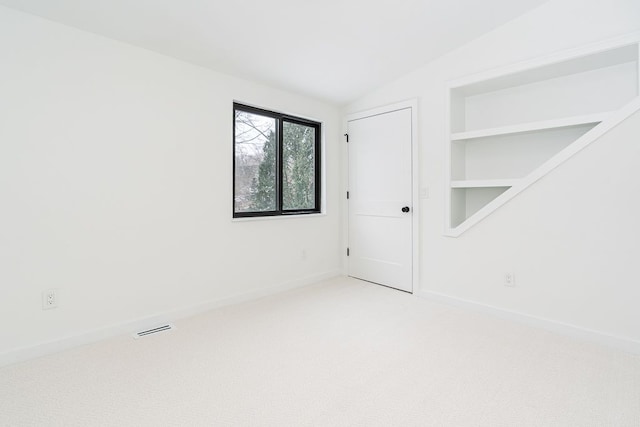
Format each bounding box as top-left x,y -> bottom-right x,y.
231,212 -> 326,222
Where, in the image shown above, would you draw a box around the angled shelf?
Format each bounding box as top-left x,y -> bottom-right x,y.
450,113 -> 611,141
446,36 -> 640,235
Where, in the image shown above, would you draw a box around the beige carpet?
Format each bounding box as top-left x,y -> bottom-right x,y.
1,277 -> 639,426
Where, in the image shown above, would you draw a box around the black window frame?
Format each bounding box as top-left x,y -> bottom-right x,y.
233,102 -> 321,218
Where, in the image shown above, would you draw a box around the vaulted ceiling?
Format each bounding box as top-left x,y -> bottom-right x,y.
0,0 -> 549,104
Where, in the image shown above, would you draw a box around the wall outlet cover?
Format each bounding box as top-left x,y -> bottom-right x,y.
504,273 -> 515,287
42,289 -> 58,309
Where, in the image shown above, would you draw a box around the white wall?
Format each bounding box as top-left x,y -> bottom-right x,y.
0,6 -> 342,363
346,0 -> 640,347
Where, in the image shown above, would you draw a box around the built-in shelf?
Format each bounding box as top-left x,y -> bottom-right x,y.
450,113 -> 610,141
450,179 -> 517,189
445,34 -> 640,235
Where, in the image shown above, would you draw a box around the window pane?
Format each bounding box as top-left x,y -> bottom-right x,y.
282,121 -> 316,210
234,110 -> 277,212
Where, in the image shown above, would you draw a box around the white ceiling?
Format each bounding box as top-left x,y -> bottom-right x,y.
0,0 -> 549,105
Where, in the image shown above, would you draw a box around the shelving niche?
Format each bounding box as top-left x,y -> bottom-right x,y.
446,38 -> 640,236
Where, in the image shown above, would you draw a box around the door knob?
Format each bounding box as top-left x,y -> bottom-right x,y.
402,206 -> 410,213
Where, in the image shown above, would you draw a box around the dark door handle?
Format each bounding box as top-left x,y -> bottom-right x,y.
402,206 -> 410,213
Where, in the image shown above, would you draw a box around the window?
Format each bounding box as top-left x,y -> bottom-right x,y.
233,103 -> 321,218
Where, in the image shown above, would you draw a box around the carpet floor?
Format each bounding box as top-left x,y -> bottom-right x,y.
1,277 -> 639,426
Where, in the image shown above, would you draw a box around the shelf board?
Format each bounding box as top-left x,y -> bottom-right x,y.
450,113 -> 610,141
451,179 -> 518,189
450,44 -> 638,96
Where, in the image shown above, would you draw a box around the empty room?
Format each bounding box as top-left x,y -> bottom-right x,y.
1,0 -> 640,425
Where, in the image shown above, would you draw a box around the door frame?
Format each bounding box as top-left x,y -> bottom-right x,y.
343,99 -> 419,293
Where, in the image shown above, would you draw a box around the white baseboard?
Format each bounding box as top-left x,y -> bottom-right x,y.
0,270 -> 342,367
419,290 -> 640,355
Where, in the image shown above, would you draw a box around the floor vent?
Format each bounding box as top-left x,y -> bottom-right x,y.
133,324 -> 175,339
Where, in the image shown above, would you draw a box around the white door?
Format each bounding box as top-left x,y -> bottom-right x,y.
347,106 -> 413,292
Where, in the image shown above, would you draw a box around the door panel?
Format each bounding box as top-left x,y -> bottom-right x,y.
348,107 -> 413,292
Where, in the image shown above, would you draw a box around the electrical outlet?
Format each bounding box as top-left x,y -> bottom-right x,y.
504,273 -> 515,287
42,289 -> 58,309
